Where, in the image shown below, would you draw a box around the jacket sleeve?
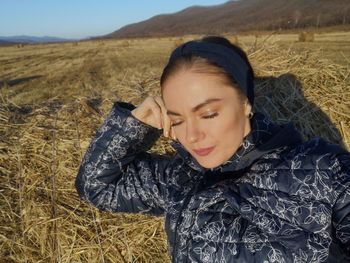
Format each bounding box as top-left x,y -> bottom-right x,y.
332,152 -> 350,256
75,101 -> 171,216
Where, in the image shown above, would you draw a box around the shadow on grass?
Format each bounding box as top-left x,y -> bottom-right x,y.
0,75 -> 43,88
254,73 -> 346,150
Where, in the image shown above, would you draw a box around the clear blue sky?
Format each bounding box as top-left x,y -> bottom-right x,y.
1,0 -> 228,39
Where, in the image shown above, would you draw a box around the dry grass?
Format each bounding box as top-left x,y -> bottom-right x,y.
298,31 -> 315,42
0,32 -> 349,262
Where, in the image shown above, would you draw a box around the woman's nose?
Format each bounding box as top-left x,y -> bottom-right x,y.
186,121 -> 204,143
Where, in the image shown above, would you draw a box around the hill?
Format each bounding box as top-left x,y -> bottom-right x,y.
0,35 -> 74,44
0,39 -> 14,45
105,0 -> 350,38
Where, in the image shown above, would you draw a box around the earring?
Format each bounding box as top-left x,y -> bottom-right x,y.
248,112 -> 254,119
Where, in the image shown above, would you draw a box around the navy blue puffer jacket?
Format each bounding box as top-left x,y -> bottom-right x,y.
75,102 -> 350,262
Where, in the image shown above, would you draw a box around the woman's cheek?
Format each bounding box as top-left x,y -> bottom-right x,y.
173,126 -> 185,142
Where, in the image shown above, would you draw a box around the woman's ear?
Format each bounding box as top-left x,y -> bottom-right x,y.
244,100 -> 253,118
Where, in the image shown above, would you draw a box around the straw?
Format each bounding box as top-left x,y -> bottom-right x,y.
0,37 -> 349,262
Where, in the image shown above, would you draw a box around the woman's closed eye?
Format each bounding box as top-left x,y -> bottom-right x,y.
202,112 -> 218,119
171,112 -> 218,127
171,120 -> 183,127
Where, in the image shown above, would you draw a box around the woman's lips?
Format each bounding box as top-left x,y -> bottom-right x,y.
193,146 -> 215,156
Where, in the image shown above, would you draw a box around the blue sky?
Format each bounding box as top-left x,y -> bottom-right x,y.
1,0 -> 228,39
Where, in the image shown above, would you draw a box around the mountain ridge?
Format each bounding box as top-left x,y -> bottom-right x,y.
104,0 -> 350,38
0,35 -> 77,44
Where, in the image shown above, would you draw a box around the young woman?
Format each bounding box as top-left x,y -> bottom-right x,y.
75,36 -> 350,262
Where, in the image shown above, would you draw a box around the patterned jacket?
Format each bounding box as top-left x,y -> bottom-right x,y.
75,102 -> 350,263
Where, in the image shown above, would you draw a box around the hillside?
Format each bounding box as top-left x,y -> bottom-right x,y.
105,0 -> 350,38
0,35 -> 74,44
0,39 -> 13,45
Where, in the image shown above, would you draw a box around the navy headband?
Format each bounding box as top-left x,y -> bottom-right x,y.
167,41 -> 254,105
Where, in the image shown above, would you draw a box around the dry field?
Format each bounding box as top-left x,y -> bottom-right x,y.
0,31 -> 349,262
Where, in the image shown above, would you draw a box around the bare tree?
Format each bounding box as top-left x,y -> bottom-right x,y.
294,10 -> 301,28
316,13 -> 321,28
343,7 -> 349,25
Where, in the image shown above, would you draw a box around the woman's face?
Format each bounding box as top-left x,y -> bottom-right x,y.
162,69 -> 252,169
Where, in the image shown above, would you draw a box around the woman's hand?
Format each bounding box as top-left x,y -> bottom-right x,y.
131,96 -> 175,139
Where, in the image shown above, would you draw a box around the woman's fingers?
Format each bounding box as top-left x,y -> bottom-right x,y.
147,98 -> 162,129
154,96 -> 171,138
131,96 -> 174,137
131,97 -> 161,129
170,126 -> 177,140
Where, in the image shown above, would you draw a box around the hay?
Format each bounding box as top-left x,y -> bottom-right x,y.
298,31 -> 315,42
247,41 -> 349,148
227,35 -> 239,45
0,39 -> 349,262
0,95 -> 170,262
172,37 -> 185,50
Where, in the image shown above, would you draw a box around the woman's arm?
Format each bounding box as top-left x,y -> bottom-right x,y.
332,153 -> 350,256
75,101 -> 171,216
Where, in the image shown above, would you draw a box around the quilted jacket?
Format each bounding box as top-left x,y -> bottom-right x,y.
75,101 -> 350,263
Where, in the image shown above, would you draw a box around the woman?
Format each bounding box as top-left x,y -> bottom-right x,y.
75,36 -> 350,262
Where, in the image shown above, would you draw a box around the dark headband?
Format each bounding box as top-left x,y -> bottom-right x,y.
167,41 -> 254,105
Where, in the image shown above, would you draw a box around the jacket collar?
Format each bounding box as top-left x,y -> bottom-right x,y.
171,112 -> 303,175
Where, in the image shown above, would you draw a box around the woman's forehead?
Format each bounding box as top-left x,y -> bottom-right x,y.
166,98 -> 224,116
163,80 -> 239,115
164,70 -> 230,92
163,71 -> 236,100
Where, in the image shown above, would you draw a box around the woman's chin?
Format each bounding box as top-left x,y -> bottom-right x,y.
195,157 -> 226,169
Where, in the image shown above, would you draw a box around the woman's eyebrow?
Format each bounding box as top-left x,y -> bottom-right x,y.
192,98 -> 222,112
167,98 -> 223,116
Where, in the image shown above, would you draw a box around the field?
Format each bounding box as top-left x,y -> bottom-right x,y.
0,31 -> 349,262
